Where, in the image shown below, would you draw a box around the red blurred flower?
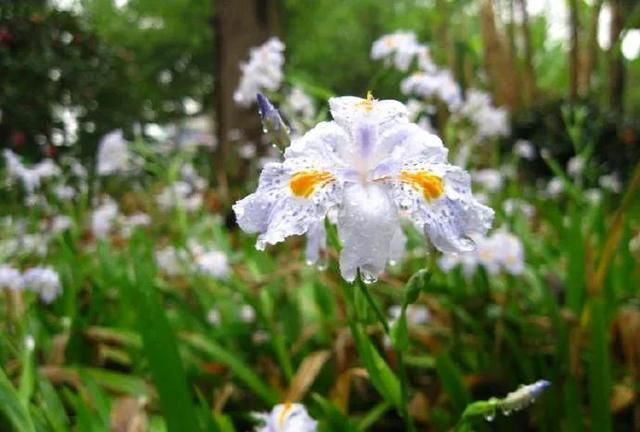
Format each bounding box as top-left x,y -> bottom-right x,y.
46,145 -> 58,158
0,27 -> 13,44
11,131 -> 26,147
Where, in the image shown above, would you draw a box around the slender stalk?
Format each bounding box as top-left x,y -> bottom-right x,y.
357,278 -> 389,334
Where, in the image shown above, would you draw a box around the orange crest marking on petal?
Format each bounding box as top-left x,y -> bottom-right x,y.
278,402 -> 293,428
289,171 -> 334,198
400,170 -> 444,201
355,91 -> 376,112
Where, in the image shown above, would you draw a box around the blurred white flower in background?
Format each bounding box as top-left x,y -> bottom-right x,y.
194,249 -> 230,279
285,86 -> 316,121
544,177 -> 564,198
206,307 -> 221,325
598,172 -> 622,193
156,182 -> 204,213
234,37 -> 285,107
567,155 -> 586,177
120,213 -> 151,237
50,215 -> 73,234
472,169 -> 504,193
503,198 -> 535,218
3,150 -> 61,194
53,184 -> 76,201
97,130 -> 130,176
371,31 -> 426,72
0,265 -> 24,292
91,198 -> 120,239
22,267 -> 62,303
254,403 -> 317,432
585,188 -> 603,204
240,304 -> 256,323
155,246 -> 185,277
457,89 -> 510,139
401,70 -> 462,109
439,229 -> 524,276
388,304 -> 431,326
238,142 -> 257,160
514,139 -> 535,160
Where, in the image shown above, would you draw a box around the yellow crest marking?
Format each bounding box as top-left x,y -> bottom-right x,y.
400,170 -> 444,201
277,402 -> 294,429
289,171 -> 334,198
355,91 -> 376,112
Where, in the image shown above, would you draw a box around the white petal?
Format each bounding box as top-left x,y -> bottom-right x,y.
337,183 -> 399,282
371,123 -> 447,178
388,225 -> 407,265
233,161 -> 341,249
304,220 -> 327,265
328,96 -> 408,133
388,164 -> 494,254
284,121 -> 349,166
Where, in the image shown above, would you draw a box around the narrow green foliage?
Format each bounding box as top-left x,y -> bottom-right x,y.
587,297 -> 612,432
0,367 -> 36,432
129,234 -> 201,432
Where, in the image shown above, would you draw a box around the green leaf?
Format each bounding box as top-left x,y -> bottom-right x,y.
404,269 -> 431,305
587,297 -> 612,432
181,333 -> 278,405
435,352 -> 470,417
350,322 -> 401,409
129,234 -> 201,432
311,393 -> 358,432
0,367 -> 36,432
389,314 -> 409,351
356,401 -> 392,431
36,379 -> 68,432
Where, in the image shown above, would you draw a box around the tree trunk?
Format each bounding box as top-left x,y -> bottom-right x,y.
505,0 -> 523,107
568,0 -> 580,101
608,0 -> 625,112
479,0 -> 518,108
213,0 -> 280,201
580,0 -> 604,95
517,0 -> 537,106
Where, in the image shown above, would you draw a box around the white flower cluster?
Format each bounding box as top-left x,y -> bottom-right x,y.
439,229 -> 524,276
234,37 -> 285,107
0,265 -> 62,303
401,70 -> 462,109
472,169 -> 504,193
90,197 -> 151,239
3,150 -> 61,194
457,89 -> 510,139
514,139 -> 535,160
371,31 -> 434,72
155,241 -> 230,280
373,32 -> 509,141
97,130 -> 131,176
156,163 -> 207,213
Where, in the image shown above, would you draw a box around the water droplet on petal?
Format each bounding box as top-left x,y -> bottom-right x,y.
360,272 -> 378,285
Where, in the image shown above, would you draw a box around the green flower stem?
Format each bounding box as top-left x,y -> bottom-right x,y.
356,276 -> 389,334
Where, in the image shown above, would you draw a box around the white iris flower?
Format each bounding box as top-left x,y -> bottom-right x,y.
234,94 -> 493,283
254,403 -> 317,432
